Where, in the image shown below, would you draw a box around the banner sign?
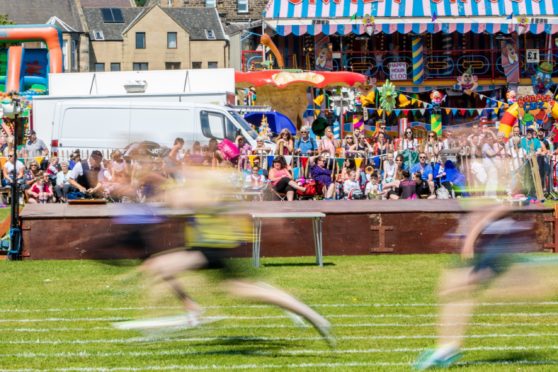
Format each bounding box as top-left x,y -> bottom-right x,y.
389,62 -> 407,81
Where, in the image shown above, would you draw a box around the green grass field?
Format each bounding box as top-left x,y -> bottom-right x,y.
2,255 -> 558,371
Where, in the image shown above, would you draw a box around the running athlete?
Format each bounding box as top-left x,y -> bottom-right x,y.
119,166 -> 334,346
415,204 -> 537,369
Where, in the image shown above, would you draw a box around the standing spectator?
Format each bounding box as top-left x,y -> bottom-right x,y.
294,126 -> 318,156
69,150 -> 81,170
2,154 -> 24,187
24,130 -> 49,158
27,171 -> 53,204
0,134 -> 7,155
275,129 -> 294,155
68,150 -> 104,198
424,131 -> 442,164
400,128 -> 419,152
318,127 -> 339,158
110,150 -> 129,183
55,161 -> 72,202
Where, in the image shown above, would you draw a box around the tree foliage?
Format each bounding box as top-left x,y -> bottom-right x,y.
0,14 -> 14,25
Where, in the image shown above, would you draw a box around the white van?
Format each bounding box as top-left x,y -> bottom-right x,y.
48,101 -> 275,155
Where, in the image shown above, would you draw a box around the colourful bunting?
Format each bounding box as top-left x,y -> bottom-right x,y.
248,155 -> 256,167
459,109 -> 466,116
445,108 -> 451,115
284,155 -> 292,165
354,157 -> 363,169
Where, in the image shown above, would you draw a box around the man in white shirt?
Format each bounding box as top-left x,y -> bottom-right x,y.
69,150 -> 104,197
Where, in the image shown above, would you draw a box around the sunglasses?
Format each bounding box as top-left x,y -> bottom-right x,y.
419,156 -> 427,159
300,131 -> 308,133
428,135 -> 435,138
396,159 -> 403,161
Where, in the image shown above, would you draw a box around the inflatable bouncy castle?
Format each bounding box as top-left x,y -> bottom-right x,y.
0,25 -> 63,95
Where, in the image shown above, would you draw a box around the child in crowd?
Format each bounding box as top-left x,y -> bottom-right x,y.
27,171 -> 53,203
365,172 -> 381,199
244,165 -> 267,191
343,170 -> 363,199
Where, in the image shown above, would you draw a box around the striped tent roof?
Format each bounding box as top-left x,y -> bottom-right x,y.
264,0 -> 558,36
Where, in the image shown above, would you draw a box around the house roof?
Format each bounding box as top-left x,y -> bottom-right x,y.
83,7 -> 142,41
81,0 -> 135,7
162,7 -> 226,41
0,0 -> 84,32
84,5 -> 226,42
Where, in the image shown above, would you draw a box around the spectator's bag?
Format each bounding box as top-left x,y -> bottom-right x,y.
348,189 -> 365,200
436,186 -> 450,199
218,139 -> 240,161
67,191 -> 86,200
297,179 -> 317,197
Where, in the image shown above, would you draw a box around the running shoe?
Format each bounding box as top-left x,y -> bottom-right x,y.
414,347 -> 462,370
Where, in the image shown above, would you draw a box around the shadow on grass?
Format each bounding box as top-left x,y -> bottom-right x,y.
189,336 -> 295,353
263,262 -> 336,267
460,352 -> 555,368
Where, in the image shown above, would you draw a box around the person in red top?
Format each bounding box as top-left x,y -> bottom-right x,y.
267,156 -> 305,201
28,171 -> 53,203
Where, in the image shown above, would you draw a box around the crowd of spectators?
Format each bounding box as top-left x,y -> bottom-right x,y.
2,121 -> 555,204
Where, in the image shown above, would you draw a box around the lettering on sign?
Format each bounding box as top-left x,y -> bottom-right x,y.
526,49 -> 540,64
287,0 -> 532,4
312,19 -> 330,25
389,62 -> 407,81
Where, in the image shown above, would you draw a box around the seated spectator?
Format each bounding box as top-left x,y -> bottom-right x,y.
392,170 -> 417,200
2,154 -> 25,187
343,170 -> 364,199
309,155 -> 336,200
268,156 -> 305,201
244,165 -> 267,191
351,134 -> 373,158
294,126 -> 318,156
68,150 -> 104,198
414,171 -> 435,199
365,172 -> 382,199
27,171 -> 53,204
410,152 -> 436,198
55,161 -> 72,202
22,161 -> 42,199
46,157 -> 59,185
275,128 -> 294,155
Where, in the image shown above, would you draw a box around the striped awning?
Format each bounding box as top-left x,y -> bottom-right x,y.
264,0 -> 558,36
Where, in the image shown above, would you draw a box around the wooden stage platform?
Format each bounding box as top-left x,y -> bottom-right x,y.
20,200 -> 555,260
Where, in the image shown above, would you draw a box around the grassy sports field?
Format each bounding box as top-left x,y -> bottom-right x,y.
1,255 -> 558,371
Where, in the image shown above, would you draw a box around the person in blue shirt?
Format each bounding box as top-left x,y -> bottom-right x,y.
410,152 -> 436,198
294,126 -> 318,156
519,128 -> 542,155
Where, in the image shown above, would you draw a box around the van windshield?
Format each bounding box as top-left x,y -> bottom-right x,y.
228,111 -> 260,141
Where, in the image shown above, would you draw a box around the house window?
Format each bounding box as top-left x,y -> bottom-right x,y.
238,0 -> 248,13
208,61 -> 218,69
166,62 -> 181,70
101,8 -> 124,23
205,29 -> 216,40
136,32 -> 146,49
110,63 -> 121,71
192,62 -> 202,69
92,30 -> 104,40
133,62 -> 148,71
167,32 -> 177,49
205,0 -> 215,7
94,63 -> 105,72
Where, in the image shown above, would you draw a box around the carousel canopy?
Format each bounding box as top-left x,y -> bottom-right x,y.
264,0 -> 558,36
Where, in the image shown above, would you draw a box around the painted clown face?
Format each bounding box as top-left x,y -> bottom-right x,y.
430,90 -> 443,105
532,71 -> 553,95
506,90 -> 517,104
